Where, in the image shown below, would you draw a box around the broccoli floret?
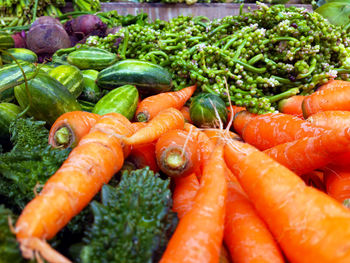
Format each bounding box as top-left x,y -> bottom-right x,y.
79,167 -> 178,263
0,117 -> 71,211
0,205 -> 26,263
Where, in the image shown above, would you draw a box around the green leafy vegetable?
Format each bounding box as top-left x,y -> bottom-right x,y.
0,117 -> 70,211
315,2 -> 350,26
0,205 -> 26,263
79,167 -> 178,263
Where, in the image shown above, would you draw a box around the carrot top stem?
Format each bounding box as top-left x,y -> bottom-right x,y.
162,147 -> 187,170
136,112 -> 148,123
54,127 -> 72,147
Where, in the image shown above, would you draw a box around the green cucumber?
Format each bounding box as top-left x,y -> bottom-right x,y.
49,65 -> 84,98
97,59 -> 172,95
14,72 -> 81,125
80,69 -> 101,103
67,47 -> 117,70
0,32 -> 15,50
92,85 -> 139,120
38,64 -> 54,73
0,62 -> 36,102
1,48 -> 38,64
189,93 -> 228,128
79,100 -> 95,113
0,102 -> 21,139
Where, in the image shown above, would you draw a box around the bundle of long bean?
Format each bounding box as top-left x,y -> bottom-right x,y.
86,3 -> 350,113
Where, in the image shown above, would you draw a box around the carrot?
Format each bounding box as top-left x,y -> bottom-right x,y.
324,164 -> 350,204
219,246 -> 231,263
307,110 -> 350,167
203,129 -> 240,144
183,123 -> 215,177
15,113 -> 133,263
302,84 -> 350,118
278,95 -> 305,119
224,138 -> 350,263
224,178 -> 285,263
180,106 -> 192,123
317,79 -> 350,92
130,122 -> 147,133
160,142 -> 227,263
232,110 -> 256,136
135,84 -> 196,122
48,111 -> 100,148
238,112 -> 325,150
307,110 -> 350,131
127,142 -> 159,172
172,173 -> 200,219
123,107 -> 185,146
263,127 -> 350,175
156,129 -> 199,178
226,105 -> 246,124
300,171 -> 326,192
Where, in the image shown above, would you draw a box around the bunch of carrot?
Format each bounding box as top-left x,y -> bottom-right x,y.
14,80 -> 350,263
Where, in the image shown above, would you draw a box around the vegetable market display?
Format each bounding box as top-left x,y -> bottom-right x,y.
1,2 -> 350,263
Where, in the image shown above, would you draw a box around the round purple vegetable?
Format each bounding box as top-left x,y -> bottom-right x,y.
71,14 -> 107,37
31,16 -> 63,29
26,23 -> 71,55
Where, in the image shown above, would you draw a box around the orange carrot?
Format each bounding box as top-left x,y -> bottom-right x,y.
135,84 -> 196,122
302,84 -> 350,118
183,123 -> 215,177
172,173 -> 200,219
224,178 -> 285,263
224,138 -> 350,263
156,129 -> 199,178
203,129 -> 240,144
324,165 -> 350,204
227,105 -> 246,124
278,95 -> 305,119
123,108 -> 185,146
160,143 -> 227,263
307,110 -> 350,131
263,127 -> 350,175
307,110 -> 350,167
300,171 -> 326,192
238,112 -> 325,150
180,106 -> 192,123
15,113 -> 133,263
317,79 -> 350,92
232,110 -> 256,136
48,111 -> 100,148
127,142 -> 159,172
130,122 -> 147,133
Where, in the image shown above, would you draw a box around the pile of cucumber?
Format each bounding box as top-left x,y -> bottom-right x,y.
0,46 -> 174,138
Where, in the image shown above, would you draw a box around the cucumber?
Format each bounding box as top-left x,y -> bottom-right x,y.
97,59 -> 172,95
0,102 -> 21,139
79,100 -> 95,113
14,72 -> 82,125
67,47 -> 117,70
92,85 -> 139,120
49,65 -> 84,98
0,62 -> 36,102
0,32 -> 15,50
1,48 -> 38,64
38,64 -> 54,74
80,69 -> 101,103
189,93 -> 228,128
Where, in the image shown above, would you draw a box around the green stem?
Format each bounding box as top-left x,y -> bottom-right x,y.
267,87 -> 299,103
31,0 -> 39,23
335,68 -> 350,74
54,127 -> 71,146
239,3 -> 244,15
233,39 -> 247,60
296,57 -> 317,79
223,36 -> 238,50
120,28 -> 129,59
271,75 -> 301,85
233,59 -> 266,74
248,54 -> 264,65
209,24 -> 230,36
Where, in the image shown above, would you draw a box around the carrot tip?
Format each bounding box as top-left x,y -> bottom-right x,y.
136,112 -> 149,123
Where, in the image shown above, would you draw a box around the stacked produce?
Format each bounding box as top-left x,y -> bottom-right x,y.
1,2 -> 350,263
86,3 -> 350,113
